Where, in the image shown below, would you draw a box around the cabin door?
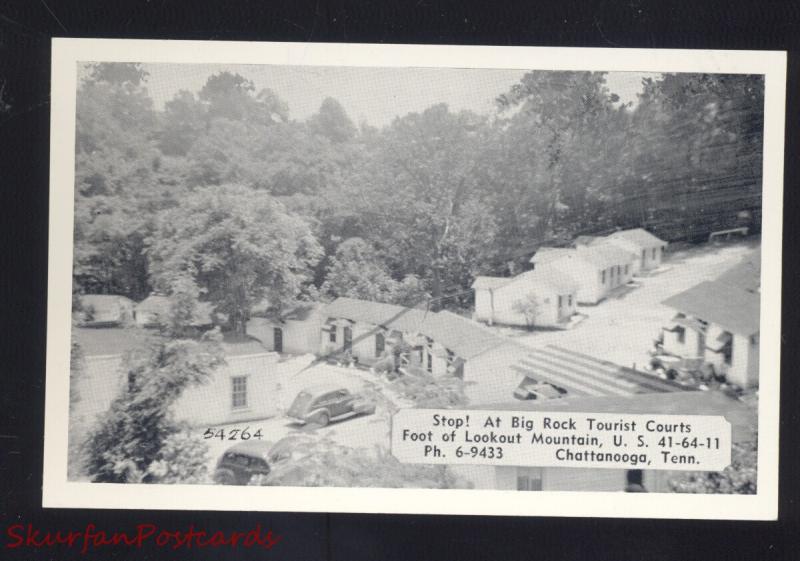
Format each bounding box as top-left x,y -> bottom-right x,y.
273,327 -> 283,353
343,326 -> 353,352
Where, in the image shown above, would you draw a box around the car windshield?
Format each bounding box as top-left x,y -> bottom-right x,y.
288,391 -> 314,416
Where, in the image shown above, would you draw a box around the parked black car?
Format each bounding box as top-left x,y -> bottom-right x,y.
213,440 -> 273,485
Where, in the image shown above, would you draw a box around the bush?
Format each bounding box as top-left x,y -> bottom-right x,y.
667,439 -> 757,494
263,435 -> 471,489
84,332 -> 224,483
391,368 -> 469,408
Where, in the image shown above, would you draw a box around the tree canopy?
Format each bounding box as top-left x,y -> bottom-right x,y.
73,63 -> 765,318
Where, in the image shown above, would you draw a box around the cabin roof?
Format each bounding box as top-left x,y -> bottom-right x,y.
662,281 -> 760,336
607,228 -> 667,248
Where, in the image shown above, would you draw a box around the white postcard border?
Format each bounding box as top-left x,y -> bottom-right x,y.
44,38 -> 785,519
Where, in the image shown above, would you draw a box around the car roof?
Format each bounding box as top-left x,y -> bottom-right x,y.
298,383 -> 348,396
223,439 -> 275,457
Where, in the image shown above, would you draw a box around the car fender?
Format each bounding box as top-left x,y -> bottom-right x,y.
306,407 -> 332,420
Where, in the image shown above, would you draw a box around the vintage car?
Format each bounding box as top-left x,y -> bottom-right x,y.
287,384 -> 376,426
212,440 -> 274,485
513,376 -> 568,401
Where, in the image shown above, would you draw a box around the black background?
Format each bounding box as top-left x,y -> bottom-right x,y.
1,1 -> 798,559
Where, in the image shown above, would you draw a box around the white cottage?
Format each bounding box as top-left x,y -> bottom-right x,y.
72,328 -> 281,429
531,244 -> 634,305
246,303 -> 324,355
472,268 -> 578,328
661,280 -> 760,388
604,228 -> 668,275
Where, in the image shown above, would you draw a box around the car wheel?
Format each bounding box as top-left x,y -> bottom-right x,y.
213,469 -> 237,485
316,411 -> 330,427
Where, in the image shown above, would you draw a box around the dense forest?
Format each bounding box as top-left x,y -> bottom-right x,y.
73,63 -> 764,331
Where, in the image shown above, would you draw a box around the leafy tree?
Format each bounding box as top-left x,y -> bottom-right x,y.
158,90 -> 207,156
389,274 -> 430,308
355,104 -> 497,301
512,293 -> 540,328
85,331 -> 224,483
73,62 -> 163,299
625,74 -> 764,240
263,435 -> 471,489
493,71 -> 622,253
322,238 -> 432,306
146,184 -> 322,332
322,237 -> 399,301
308,97 -> 357,143
199,71 -> 288,126
68,337 -> 86,479
391,368 -> 470,409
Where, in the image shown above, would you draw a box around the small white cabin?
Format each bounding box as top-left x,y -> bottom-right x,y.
532,244 -> 634,305
604,228 -> 668,275
472,268 -> 578,328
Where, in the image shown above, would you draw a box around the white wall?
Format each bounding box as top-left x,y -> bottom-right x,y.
173,353 -> 282,426
320,322 -> 387,365
727,333 -> 758,388
247,315 -> 321,355
76,352 -> 283,432
550,259 -> 602,304
662,325 -> 704,358
476,282 -> 576,328
474,288 -> 494,323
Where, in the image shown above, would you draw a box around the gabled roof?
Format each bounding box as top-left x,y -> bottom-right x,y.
472,268 -> 578,294
323,297 -> 521,360
530,247 -> 573,264
73,327 -> 155,356
715,249 -> 761,293
73,327 -> 269,357
607,228 -> 667,248
575,243 -> 635,269
422,311 -> 517,360
323,297 -> 429,334
514,268 -> 579,293
661,281 -> 760,336
468,391 -> 755,443
471,276 -> 513,290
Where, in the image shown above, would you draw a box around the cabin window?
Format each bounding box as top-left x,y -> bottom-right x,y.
652,247 -> 657,259
516,467 -> 543,491
625,264 -> 629,275
601,270 -> 606,284
558,295 -> 563,308
447,349 -> 455,363
616,265 -> 621,277
375,332 -> 385,357
676,326 -> 686,344
427,352 -> 433,373
568,295 -> 573,307
329,329 -> 337,343
231,376 -> 248,409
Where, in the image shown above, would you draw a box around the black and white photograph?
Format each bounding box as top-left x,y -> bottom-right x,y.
43,40 -> 785,519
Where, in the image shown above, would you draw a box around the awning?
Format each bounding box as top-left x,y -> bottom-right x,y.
706,332 -> 732,352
